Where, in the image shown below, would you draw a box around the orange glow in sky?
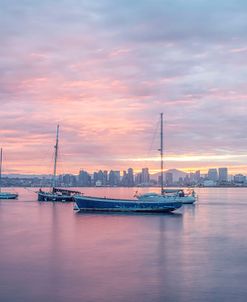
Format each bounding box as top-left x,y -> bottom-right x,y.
1,1 -> 247,176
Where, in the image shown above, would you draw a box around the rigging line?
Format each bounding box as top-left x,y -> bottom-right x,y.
143,116 -> 160,170
55,131 -> 70,180
53,129 -> 71,187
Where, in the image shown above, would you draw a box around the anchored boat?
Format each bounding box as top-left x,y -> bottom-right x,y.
74,113 -> 183,213
74,194 -> 182,213
37,125 -> 82,202
38,187 -> 82,202
163,189 -> 196,204
0,148 -> 18,200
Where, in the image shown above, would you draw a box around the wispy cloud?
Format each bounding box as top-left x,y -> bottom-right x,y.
1,0 -> 247,174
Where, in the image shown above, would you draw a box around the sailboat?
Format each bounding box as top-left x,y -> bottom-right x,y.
37,125 -> 81,202
0,148 -> 18,199
73,113 -> 183,213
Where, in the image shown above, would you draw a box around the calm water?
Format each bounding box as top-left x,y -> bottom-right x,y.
1,187 -> 247,302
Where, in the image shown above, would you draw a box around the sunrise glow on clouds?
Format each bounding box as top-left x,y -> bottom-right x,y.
1,0 -> 247,175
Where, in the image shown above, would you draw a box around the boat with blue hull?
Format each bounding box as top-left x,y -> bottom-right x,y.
0,148 -> 18,200
74,194 -> 182,213
74,113 -> 183,213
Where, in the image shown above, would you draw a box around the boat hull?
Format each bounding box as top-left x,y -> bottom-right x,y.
73,196 -> 182,213
180,196 -> 196,204
38,192 -> 73,202
0,193 -> 18,199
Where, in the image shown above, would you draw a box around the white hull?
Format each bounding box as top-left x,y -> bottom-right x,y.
180,196 -> 196,204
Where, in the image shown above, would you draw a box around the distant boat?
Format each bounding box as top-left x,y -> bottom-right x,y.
38,187 -> 82,202
37,125 -> 82,202
0,148 -> 18,200
74,113 -> 183,213
163,189 -> 196,204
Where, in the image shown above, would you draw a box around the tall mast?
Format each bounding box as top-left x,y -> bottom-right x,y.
0,148 -> 2,192
160,113 -> 164,195
52,125 -> 59,188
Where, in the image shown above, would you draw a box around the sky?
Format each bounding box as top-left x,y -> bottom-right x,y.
1,0 -> 247,175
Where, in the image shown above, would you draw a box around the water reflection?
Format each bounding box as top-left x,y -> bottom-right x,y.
1,188 -> 247,301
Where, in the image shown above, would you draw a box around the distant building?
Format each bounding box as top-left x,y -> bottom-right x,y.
93,170 -> 105,185
141,168 -> 150,184
233,174 -> 246,184
127,168 -> 134,186
195,170 -> 201,182
103,170 -> 108,185
109,170 -> 120,186
183,175 -> 190,186
135,173 -> 142,185
78,170 -> 91,186
178,177 -> 184,186
121,171 -> 128,186
95,180 -> 102,187
203,180 -> 217,187
93,172 -> 98,185
165,172 -> 173,186
189,172 -> 195,183
121,168 -> 134,187
208,169 -> 218,182
218,168 -> 228,182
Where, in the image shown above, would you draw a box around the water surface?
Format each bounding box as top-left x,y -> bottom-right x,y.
1,187 -> 247,302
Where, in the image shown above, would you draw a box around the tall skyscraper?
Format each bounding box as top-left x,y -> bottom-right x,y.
195,170 -> 201,183
208,168 -> 218,182
135,173 -> 142,185
218,168 -> 228,182
78,170 -> 91,186
109,170 -> 120,186
103,170 -> 108,185
121,171 -> 128,186
93,170 -> 105,186
141,168 -> 150,184
127,168 -> 134,186
165,172 -> 173,186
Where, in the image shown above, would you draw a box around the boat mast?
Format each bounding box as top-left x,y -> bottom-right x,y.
160,113 -> 164,195
52,125 -> 59,189
0,148 -> 2,192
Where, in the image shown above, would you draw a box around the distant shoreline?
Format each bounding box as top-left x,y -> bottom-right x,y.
1,185 -> 247,189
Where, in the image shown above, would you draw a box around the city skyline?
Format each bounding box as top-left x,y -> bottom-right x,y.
1,1 -> 247,174
1,164 -> 247,177
2,166 -> 247,188
1,165 -> 246,179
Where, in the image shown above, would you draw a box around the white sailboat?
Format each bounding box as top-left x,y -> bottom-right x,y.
0,148 -> 18,199
135,114 -> 196,204
73,113 -> 183,212
147,113 -> 196,204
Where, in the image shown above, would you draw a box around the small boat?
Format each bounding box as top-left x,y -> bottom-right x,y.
163,189 -> 196,204
0,148 -> 18,200
0,192 -> 18,199
38,187 -> 82,202
74,113 -> 183,213
37,125 -> 82,202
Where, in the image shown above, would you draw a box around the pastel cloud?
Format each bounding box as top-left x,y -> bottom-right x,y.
0,0 -> 247,174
